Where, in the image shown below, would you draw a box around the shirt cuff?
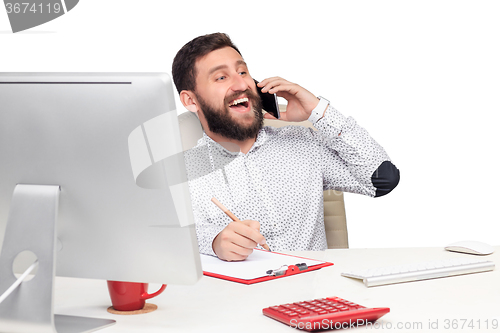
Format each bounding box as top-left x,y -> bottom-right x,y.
310,103 -> 349,137
308,97 -> 329,123
197,224 -> 226,257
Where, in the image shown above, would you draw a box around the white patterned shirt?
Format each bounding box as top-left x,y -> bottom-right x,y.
184,100 -> 393,256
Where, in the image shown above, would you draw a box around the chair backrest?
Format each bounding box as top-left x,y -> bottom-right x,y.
178,110 -> 348,249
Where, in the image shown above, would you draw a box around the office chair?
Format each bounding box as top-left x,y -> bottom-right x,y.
178,108 -> 349,249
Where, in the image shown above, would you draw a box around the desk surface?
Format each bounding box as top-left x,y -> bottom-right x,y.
54,247 -> 499,333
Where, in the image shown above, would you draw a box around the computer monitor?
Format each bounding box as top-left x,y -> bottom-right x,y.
0,73 -> 202,332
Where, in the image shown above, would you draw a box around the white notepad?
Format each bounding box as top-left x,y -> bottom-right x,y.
200,249 -> 332,284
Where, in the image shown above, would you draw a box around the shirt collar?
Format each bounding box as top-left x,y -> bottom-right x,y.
201,127 -> 270,156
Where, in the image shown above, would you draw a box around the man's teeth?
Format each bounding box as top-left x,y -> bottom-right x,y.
230,97 -> 249,106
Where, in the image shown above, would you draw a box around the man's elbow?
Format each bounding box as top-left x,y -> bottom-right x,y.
371,160 -> 400,197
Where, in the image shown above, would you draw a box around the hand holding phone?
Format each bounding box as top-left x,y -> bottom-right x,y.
257,77 -> 321,123
254,79 -> 280,119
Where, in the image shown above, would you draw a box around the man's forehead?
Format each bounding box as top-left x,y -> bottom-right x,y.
196,47 -> 247,76
207,60 -> 247,76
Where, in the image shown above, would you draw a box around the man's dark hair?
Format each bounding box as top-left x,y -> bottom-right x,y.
172,33 -> 241,94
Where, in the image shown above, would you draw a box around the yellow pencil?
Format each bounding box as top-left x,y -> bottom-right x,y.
211,197 -> 271,252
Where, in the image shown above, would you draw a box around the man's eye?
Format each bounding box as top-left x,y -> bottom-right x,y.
216,76 -> 226,81
239,71 -> 247,76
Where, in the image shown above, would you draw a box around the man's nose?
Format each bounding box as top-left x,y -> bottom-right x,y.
230,74 -> 248,92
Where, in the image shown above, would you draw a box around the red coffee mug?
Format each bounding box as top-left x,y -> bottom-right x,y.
107,280 -> 167,311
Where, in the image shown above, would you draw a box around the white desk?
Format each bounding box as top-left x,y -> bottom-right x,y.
54,247 -> 499,332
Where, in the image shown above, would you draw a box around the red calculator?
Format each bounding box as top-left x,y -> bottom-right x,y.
263,296 -> 389,331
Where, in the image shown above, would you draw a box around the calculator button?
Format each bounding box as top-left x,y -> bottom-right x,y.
327,297 -> 340,301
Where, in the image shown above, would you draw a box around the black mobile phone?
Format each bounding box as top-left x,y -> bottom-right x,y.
254,79 -> 280,119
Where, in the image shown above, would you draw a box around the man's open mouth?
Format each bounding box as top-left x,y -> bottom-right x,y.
228,97 -> 250,112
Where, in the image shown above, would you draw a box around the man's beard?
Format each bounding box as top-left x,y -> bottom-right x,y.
196,89 -> 264,142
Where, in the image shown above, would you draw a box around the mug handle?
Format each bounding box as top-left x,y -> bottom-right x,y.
141,284 -> 167,300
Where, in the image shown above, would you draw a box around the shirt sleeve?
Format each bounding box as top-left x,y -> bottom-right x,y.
194,221 -> 225,256
184,142 -> 229,257
308,102 -> 400,197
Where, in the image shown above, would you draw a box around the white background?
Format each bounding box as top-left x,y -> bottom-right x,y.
1,0 -> 499,249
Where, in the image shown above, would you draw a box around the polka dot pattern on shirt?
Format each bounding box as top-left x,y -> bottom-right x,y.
183,105 -> 391,256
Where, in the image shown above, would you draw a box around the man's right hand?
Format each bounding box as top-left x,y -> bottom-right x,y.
212,220 -> 267,261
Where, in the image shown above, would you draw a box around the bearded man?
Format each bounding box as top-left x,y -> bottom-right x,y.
172,33 -> 399,261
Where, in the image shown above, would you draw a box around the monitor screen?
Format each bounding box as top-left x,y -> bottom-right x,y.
0,73 -> 202,285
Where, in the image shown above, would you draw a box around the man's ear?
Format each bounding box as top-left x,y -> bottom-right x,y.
180,90 -> 198,113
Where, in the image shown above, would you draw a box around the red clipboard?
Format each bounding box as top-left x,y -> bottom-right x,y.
201,249 -> 333,285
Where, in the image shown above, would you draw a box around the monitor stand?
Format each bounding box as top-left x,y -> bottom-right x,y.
0,184 -> 115,333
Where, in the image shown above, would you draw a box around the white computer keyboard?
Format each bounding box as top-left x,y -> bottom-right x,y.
341,257 -> 495,287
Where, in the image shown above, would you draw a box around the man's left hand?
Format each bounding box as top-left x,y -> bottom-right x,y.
257,77 -> 319,122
